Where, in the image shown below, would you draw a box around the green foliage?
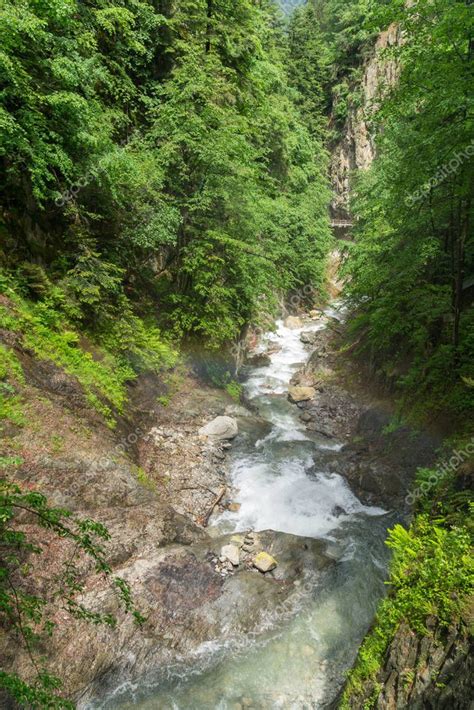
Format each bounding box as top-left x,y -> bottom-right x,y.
341,512 -> 473,708
0,1 -> 332,702
0,274 -> 176,426
0,460 -> 144,708
0,344 -> 25,429
225,380 -> 242,402
342,445 -> 474,709
343,0 -> 474,422
1,0 -> 331,350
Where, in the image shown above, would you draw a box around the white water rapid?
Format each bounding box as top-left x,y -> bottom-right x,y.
95,304 -> 396,710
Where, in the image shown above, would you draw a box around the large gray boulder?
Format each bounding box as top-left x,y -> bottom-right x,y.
198,416 -> 238,440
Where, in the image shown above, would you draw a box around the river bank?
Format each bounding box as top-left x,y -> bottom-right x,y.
1,292 -> 456,709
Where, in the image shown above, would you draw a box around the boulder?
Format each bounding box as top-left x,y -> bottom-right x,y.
300,331 -> 318,345
288,386 -> 316,404
246,352 -> 272,367
253,551 -> 277,573
284,316 -> 302,329
198,416 -> 238,440
221,544 -> 240,567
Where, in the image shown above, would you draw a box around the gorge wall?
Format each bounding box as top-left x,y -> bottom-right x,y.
330,23 -> 401,221
330,21 -> 474,710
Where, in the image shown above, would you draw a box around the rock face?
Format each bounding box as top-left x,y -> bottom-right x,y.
340,618 -> 474,709
198,416 -> 238,440
288,386 -> 316,403
339,407 -> 439,509
330,23 -> 401,222
64,530 -> 330,706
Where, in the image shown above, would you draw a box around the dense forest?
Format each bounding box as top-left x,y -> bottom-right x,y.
1,0 -> 330,352
1,0 -> 473,707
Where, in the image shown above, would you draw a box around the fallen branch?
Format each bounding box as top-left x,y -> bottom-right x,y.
198,486 -> 226,527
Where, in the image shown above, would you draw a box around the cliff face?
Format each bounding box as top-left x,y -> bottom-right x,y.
345,617 -> 474,710
330,23 -> 401,220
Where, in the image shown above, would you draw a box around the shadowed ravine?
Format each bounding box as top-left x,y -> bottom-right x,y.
92,305 -> 398,709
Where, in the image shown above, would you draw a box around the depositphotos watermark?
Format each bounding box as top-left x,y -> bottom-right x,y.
405,436 -> 474,506
405,140 -> 474,207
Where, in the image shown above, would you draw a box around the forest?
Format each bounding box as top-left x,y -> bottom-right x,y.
0,0 -> 473,708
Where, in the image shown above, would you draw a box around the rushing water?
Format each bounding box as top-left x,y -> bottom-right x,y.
97,304 -> 396,710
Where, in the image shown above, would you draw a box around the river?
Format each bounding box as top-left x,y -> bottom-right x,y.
99,303 -> 396,709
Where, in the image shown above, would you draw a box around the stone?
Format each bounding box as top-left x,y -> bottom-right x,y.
309,310 -> 322,318
221,544 -> 240,567
253,551 -> 277,573
288,386 -> 316,404
284,316 -> 302,329
228,502 -> 241,512
300,331 -> 317,345
225,405 -> 252,418
198,416 -> 238,440
230,534 -> 245,547
246,352 -> 271,367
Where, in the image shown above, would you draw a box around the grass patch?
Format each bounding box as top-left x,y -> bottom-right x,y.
225,379 -> 242,402
0,344 -> 25,429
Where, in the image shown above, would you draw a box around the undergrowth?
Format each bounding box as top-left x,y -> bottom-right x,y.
341,452 -> 474,709
0,270 -> 177,427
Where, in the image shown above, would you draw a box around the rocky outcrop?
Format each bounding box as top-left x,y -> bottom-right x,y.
338,407 -> 439,509
66,530 -> 330,706
330,24 -> 401,221
342,617 -> 474,709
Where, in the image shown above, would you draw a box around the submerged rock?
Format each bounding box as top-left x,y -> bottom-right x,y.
199,416 -> 238,440
246,352 -> 272,367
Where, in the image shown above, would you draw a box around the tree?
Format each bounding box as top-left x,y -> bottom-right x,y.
344,0 -> 474,420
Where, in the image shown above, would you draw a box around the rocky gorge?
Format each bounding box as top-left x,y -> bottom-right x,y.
2,281 -> 471,708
